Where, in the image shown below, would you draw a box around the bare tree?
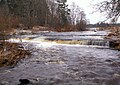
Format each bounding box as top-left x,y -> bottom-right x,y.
97,0 -> 120,22
76,20 -> 87,31
46,0 -> 56,28
70,2 -> 77,25
69,2 -> 87,31
70,2 -> 86,25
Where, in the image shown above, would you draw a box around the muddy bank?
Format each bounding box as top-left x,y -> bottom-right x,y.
0,42 -> 119,85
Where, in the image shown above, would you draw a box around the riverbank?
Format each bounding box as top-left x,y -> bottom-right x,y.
0,41 -> 30,67
105,27 -> 120,50
109,40 -> 120,51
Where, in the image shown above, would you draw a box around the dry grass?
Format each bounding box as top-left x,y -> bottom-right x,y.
99,27 -> 120,32
0,42 -> 30,67
108,27 -> 120,39
44,40 -> 87,45
102,27 -> 120,50
56,40 -> 84,44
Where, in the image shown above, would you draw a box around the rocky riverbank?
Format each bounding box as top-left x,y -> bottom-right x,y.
105,27 -> 120,50
109,40 -> 120,51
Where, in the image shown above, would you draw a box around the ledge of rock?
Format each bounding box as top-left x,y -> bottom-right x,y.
107,32 -> 120,51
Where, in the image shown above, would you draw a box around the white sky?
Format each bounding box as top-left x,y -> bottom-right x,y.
67,0 -> 120,24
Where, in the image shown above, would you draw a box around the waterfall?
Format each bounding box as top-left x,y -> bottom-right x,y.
77,40 -> 109,47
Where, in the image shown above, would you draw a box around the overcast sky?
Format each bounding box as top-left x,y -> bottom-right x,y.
67,0 -> 109,24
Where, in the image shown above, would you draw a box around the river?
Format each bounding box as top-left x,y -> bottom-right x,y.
0,31 -> 120,85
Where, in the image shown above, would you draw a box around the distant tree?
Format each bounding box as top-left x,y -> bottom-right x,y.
47,0 -> 57,28
0,0 -> 11,30
56,0 -> 70,27
0,0 -> 12,40
70,2 -> 77,25
76,20 -> 87,31
97,0 -> 120,23
70,2 -> 87,23
4,0 -> 51,28
70,2 -> 87,31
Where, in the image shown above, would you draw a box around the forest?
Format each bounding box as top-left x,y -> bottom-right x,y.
0,0 -> 87,32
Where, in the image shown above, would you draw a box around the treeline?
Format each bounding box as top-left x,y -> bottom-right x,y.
87,23 -> 120,28
0,0 -> 88,32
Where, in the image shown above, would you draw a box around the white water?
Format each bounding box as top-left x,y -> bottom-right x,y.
8,31 -> 110,47
1,31 -> 120,85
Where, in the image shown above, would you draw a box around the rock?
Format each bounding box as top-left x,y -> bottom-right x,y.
18,79 -> 30,85
108,32 -> 117,37
105,59 -> 113,62
109,40 -> 120,50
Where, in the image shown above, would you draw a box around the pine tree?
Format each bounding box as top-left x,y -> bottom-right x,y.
56,0 -> 70,26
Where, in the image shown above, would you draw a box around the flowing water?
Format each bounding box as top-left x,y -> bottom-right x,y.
0,31 -> 120,85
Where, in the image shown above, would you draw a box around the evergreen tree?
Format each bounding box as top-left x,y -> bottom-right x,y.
56,0 -> 70,26
0,0 -> 51,28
